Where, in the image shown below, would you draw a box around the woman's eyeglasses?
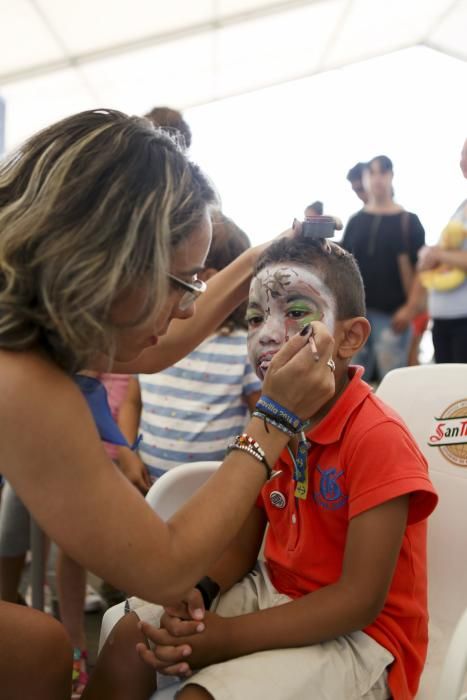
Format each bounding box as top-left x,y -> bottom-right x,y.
168,273 -> 207,310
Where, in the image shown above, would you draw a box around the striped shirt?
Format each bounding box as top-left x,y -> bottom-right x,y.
138,330 -> 261,476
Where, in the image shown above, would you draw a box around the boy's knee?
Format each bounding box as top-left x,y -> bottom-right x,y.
96,611 -> 147,678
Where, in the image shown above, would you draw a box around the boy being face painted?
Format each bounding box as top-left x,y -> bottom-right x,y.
246,263 -> 336,380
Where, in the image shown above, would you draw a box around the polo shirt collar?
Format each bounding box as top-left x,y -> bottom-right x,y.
306,365 -> 371,445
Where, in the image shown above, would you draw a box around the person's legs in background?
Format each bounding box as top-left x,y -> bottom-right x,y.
408,312 -> 430,366
56,550 -> 93,698
353,323 -> 376,382
450,317 -> 467,362
369,309 -> 412,380
0,482 -> 31,603
432,317 -> 467,364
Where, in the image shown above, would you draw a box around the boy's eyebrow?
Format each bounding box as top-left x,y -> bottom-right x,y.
285,292 -> 319,302
246,301 -> 262,309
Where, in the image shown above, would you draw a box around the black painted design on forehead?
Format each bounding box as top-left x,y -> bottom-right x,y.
261,267 -> 299,302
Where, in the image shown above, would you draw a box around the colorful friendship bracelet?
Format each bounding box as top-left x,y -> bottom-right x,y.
255,395 -> 303,434
226,432 -> 282,480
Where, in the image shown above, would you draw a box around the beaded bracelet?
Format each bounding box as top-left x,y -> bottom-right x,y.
226,433 -> 282,480
255,395 -> 303,434
252,410 -> 295,438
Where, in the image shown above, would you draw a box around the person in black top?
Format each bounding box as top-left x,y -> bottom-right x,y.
346,162 -> 369,206
341,155 -> 425,381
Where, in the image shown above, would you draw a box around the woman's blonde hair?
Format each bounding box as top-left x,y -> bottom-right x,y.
0,109 -> 216,372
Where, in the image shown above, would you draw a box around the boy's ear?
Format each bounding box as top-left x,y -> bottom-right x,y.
335,317 -> 371,360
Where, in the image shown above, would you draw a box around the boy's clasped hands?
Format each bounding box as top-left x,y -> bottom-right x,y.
136,592 -> 228,678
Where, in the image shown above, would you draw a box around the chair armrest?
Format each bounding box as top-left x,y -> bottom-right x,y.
98,601 -> 127,652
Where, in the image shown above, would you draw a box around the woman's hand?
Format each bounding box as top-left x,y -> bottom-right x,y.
262,321 -> 335,421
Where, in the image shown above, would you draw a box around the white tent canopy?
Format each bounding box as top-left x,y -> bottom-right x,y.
1,0 -> 466,146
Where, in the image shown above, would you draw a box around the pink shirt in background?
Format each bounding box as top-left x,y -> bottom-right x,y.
98,373 -> 131,460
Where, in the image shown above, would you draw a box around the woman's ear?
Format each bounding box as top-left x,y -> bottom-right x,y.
335,317 -> 371,360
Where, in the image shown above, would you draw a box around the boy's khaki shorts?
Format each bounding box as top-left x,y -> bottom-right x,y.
129,562 -> 393,700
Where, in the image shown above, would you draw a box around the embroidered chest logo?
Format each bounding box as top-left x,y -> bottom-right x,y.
313,466 -> 348,510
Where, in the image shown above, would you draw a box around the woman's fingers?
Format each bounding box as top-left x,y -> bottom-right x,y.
262,321 -> 335,420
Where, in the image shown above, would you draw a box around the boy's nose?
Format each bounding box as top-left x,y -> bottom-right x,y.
259,317 -> 285,345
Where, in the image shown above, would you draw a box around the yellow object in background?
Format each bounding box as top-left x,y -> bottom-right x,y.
419,221 -> 467,291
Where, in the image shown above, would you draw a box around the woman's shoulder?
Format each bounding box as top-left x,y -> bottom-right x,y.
0,349 -> 72,409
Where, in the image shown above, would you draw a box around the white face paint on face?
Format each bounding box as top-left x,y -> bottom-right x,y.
246,263 -> 336,380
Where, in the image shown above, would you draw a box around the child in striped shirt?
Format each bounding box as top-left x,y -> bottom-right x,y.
117,212 -> 261,485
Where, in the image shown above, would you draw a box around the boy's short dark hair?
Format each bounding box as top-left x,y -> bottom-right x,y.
255,237 -> 366,320
346,162 -> 368,182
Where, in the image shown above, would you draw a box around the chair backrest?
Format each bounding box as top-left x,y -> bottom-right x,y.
145,461 -> 222,521
376,364 -> 467,632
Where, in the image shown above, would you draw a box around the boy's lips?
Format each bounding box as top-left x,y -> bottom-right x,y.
257,350 -> 278,378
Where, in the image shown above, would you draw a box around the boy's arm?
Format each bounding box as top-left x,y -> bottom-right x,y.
140,494 -> 408,672
205,505 -> 267,592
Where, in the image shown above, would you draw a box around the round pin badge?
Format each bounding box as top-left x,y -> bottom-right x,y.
270,490 -> 286,509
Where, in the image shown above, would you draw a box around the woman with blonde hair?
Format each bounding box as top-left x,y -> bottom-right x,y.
0,108 -> 334,698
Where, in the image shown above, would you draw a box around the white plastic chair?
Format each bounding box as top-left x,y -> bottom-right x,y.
98,461 -> 221,700
376,364 -> 467,699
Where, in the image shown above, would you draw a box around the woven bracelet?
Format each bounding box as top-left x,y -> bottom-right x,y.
252,410 -> 295,438
255,395 -> 303,434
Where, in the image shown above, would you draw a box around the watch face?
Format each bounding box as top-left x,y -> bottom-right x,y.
270,490 -> 287,509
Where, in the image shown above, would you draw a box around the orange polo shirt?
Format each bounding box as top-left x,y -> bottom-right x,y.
258,366 -> 438,700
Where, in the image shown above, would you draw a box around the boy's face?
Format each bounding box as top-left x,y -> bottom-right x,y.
246,263 -> 336,380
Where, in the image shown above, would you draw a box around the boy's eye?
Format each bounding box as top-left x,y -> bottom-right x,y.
246,314 -> 263,328
286,304 -> 318,320
286,308 -> 309,319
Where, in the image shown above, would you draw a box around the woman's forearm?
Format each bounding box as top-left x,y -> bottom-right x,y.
3,360 -> 288,605
438,248 -> 467,271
